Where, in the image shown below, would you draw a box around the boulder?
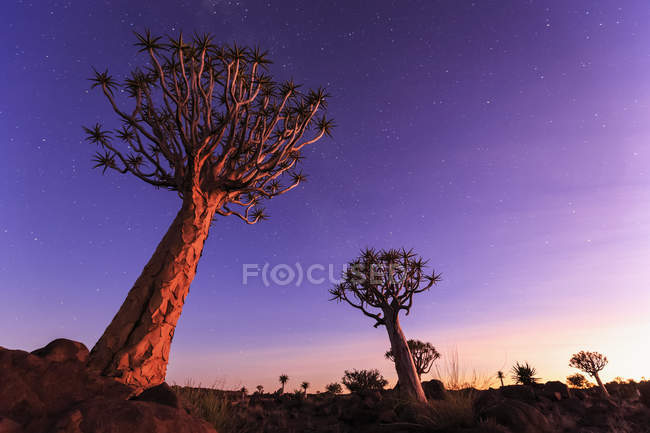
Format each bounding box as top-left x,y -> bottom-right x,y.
421,379 -> 446,401
477,399 -> 552,433
0,341 -> 217,433
639,381 -> 650,408
51,398 -> 216,433
131,383 -> 181,409
540,381 -> 570,401
31,339 -> 89,364
500,385 -> 537,402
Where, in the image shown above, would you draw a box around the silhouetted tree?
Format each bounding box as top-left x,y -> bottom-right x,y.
566,373 -> 590,389
497,370 -> 505,387
279,374 -> 289,394
301,381 -> 310,396
569,351 -> 610,397
385,339 -> 440,380
325,382 -> 343,394
330,248 -> 441,403
256,385 -> 264,395
84,30 -> 332,388
342,369 -> 388,394
511,362 -> 538,385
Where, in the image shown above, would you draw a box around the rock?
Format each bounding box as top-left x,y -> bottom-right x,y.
421,379 -> 446,401
477,399 -> 552,433
31,339 -> 89,364
377,408 -> 397,423
474,388 -> 503,413
541,381 -> 570,401
638,381 -> 650,407
52,398 -> 216,433
500,385 -> 537,402
0,344 -> 133,427
0,341 -> 217,433
0,417 -> 24,433
131,383 -> 181,409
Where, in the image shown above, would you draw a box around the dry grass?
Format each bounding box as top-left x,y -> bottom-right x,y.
172,380 -> 254,433
424,391 -> 476,429
414,347 -> 494,429
433,347 -> 495,391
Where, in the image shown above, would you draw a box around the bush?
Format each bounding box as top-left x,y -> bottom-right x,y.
567,373 -> 590,389
325,382 -> 343,394
342,369 -> 388,393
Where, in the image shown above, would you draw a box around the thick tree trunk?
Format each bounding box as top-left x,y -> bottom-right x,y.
594,373 -> 610,397
88,191 -> 219,389
385,314 -> 427,403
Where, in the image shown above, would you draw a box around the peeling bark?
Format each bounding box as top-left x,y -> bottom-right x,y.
88,191 -> 220,389
385,313 -> 427,403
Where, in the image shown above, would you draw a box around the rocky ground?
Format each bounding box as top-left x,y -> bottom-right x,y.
176,378 -> 650,433
0,339 -> 216,433
2,339 -> 649,433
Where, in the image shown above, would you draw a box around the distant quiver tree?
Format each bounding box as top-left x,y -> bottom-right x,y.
330,248 -> 441,403
385,339 -> 440,380
569,351 -> 610,397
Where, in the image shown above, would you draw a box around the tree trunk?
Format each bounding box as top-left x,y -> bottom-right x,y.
88,190 -> 219,389
594,372 -> 610,397
385,314 -> 427,403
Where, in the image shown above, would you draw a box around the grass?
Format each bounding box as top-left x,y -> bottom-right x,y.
433,347 -> 495,391
172,380 -> 254,433
423,392 -> 477,429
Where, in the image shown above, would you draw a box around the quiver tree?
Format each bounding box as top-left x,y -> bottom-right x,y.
329,248 -> 441,403
84,30 -> 332,389
385,339 -> 440,380
497,370 -> 505,387
279,374 -> 289,394
569,351 -> 610,397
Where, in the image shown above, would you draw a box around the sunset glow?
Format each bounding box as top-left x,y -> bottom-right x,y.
3,1 -> 650,397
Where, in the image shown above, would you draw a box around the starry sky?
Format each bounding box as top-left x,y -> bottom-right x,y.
2,0 -> 650,391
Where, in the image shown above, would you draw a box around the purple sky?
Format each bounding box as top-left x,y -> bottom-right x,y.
2,1 -> 650,391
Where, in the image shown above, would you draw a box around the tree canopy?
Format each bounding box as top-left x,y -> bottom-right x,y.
85,30 -> 333,224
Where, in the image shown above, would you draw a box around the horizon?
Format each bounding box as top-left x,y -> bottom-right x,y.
2,0 -> 650,394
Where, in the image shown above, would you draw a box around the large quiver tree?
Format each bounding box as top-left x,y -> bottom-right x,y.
329,248 -> 441,403
84,30 -> 332,389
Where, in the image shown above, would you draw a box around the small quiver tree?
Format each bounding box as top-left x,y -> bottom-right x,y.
279,374 -> 289,394
329,248 -> 441,403
385,339 -> 440,380
569,351 -> 610,397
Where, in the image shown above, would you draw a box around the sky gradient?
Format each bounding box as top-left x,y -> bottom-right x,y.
2,0 -> 650,392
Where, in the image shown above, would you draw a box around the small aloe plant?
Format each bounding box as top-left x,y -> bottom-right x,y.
511,362 -> 538,385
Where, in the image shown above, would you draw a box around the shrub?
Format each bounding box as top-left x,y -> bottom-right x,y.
325,382 -> 343,394
342,369 -> 388,393
566,373 -> 590,389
